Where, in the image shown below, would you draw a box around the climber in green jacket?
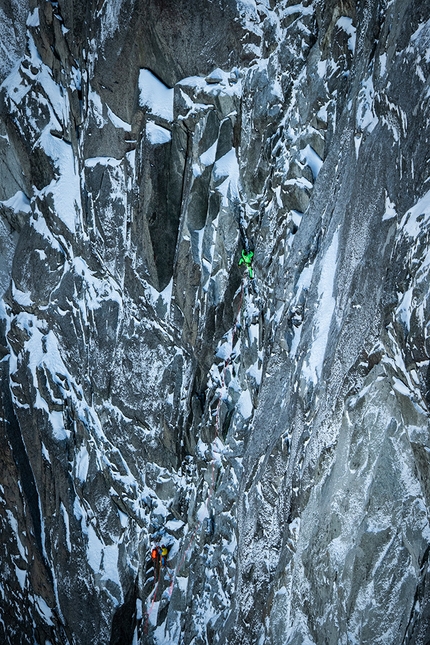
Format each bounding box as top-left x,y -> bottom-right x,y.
239,249 -> 254,279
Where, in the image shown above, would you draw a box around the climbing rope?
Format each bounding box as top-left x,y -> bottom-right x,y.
143,577 -> 160,636
144,233 -> 254,626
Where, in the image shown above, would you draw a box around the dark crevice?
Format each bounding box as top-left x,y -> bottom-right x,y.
0,375 -> 43,558
109,578 -> 139,645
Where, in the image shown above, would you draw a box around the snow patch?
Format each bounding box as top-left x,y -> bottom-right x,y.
178,69 -> 242,98
6,510 -> 27,561
145,278 -> 173,315
26,7 -> 40,27
213,149 -> 240,204
302,230 -> 339,383
1,190 -> 31,214
283,4 -> 314,17
382,194 -> 397,221
237,389 -> 253,419
299,145 -> 323,180
50,410 -> 69,441
60,503 -> 72,552
85,156 -> 122,168
379,53 -> 387,76
38,130 -> 81,234
35,596 -> 54,626
400,189 -> 430,237
139,69 -> 174,121
146,121 -> 172,145
200,141 -> 217,167
14,565 -> 26,590
317,60 -> 327,79
76,445 -> 89,482
197,502 -> 210,522
106,105 -> 132,131
356,75 -> 378,133
336,17 -> 356,53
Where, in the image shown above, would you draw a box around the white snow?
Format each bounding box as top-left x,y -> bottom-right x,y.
392,377 -> 411,397
237,389 -> 253,419
354,133 -> 362,159
73,497 -> 84,522
85,156 -> 122,168
6,510 -> 27,562
200,141 -> 217,167
178,69 -> 242,98
290,324 -> 303,358
299,145 -> 323,180
283,3 -> 314,17
295,260 -> 316,298
379,53 -> 387,76
291,210 -> 303,228
396,287 -> 413,332
400,188 -> 430,237
165,519 -> 185,531
14,565 -> 26,590
213,149 -> 240,203
149,601 -> 160,627
178,75 -> 207,91
176,576 -> 188,592
11,282 -> 33,306
146,121 -> 172,145
411,20 -> 430,46
216,342 -> 232,361
247,358 -> 263,385
206,68 -> 225,84
213,149 -> 239,182
26,7 -> 40,27
72,256 -> 122,311
356,75 -> 378,133
35,596 -> 54,626
30,212 -> 64,253
248,322 -> 259,346
286,176 -> 313,190
197,439 -> 209,459
1,63 -> 32,104
38,129 -> 82,234
139,69 -> 174,121
60,502 -> 72,552
302,230 -> 339,383
88,88 -> 105,128
50,410 -> 69,441
192,162 -> 202,177
106,105 -> 131,131
382,194 -> 397,221
145,277 -> 173,315
197,502 -> 210,522
86,524 -> 103,573
336,17 -> 356,53
102,543 -> 120,585
0,190 -> 31,214
76,445 -> 89,482
41,442 -> 51,462
416,65 -> 426,83
317,60 -> 328,79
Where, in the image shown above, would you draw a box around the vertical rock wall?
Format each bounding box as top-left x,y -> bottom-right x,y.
0,0 -> 430,644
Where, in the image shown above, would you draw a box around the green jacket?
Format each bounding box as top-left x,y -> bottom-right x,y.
239,250 -> 254,267
239,250 -> 254,278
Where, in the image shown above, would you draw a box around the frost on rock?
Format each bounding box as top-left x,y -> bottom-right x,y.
0,0 -> 430,644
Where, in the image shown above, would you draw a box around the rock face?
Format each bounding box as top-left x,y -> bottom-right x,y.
1,0 -> 430,643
